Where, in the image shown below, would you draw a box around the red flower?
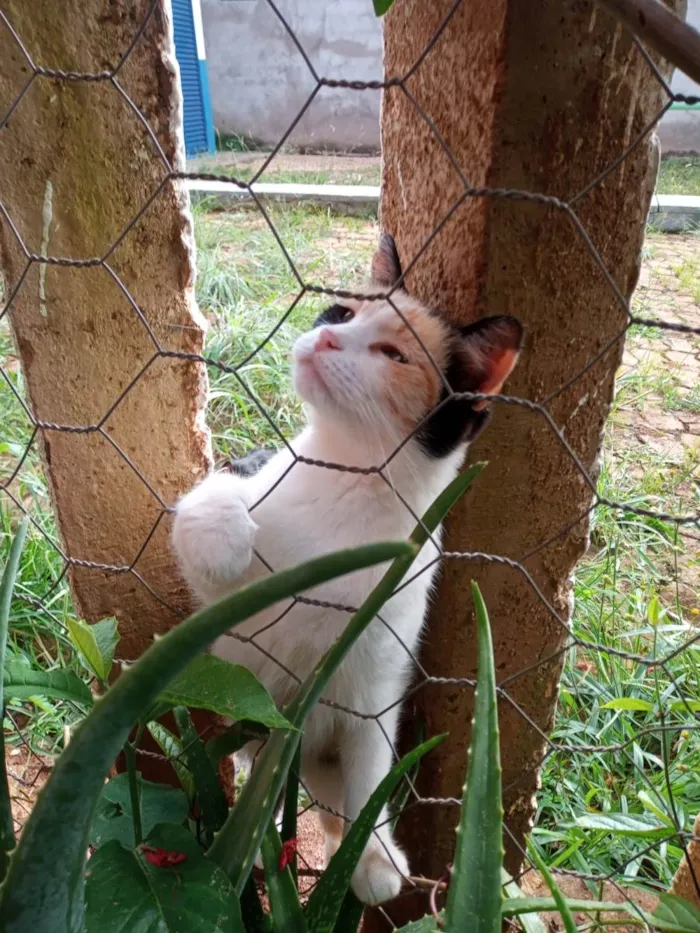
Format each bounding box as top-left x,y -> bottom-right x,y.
278,838 -> 298,872
140,844 -> 187,868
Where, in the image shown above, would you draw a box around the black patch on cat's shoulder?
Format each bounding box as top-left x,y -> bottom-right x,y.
415,343 -> 490,460
313,304 -> 352,329
228,448 -> 276,477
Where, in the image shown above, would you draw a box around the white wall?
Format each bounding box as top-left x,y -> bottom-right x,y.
201,0 -> 383,151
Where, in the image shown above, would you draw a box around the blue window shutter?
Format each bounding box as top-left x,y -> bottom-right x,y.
172,0 -> 215,157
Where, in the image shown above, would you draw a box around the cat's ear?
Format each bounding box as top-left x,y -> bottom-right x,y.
454,315 -> 523,408
371,233 -> 404,289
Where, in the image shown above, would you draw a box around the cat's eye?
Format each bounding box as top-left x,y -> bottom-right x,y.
339,307 -> 354,322
378,344 -> 407,364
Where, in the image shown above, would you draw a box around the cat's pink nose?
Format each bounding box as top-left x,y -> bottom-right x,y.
315,328 -> 341,353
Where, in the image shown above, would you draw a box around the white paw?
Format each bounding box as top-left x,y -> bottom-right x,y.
351,837 -> 409,906
172,471 -> 257,600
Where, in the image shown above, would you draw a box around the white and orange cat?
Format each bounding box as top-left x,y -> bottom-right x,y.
172,234 -> 522,905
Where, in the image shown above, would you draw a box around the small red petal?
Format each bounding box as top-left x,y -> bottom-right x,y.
278,838 -> 298,872
141,845 -> 187,868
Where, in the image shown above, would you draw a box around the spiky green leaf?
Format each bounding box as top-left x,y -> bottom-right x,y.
443,581 -> 502,933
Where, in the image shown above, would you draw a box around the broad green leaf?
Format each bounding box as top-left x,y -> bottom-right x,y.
373,0 -> 395,14
670,700 -> 700,713
394,917 -> 440,932
90,773 -> 189,849
600,698 -> 653,712
0,518 -> 28,882
653,894 -> 700,933
261,823 -> 308,933
206,721 -> 269,765
443,581 -> 502,933
4,663 -> 93,707
526,842 -> 576,933
159,654 -> 292,730
67,617 -> 118,683
147,722 -> 195,798
84,823 -> 243,933
208,465 -> 486,893
173,706 -> 228,845
305,735 -> 445,933
0,539 -> 409,933
573,812 -> 666,835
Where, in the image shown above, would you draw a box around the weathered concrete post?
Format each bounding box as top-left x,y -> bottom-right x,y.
371,0 -> 677,924
0,1 -> 211,780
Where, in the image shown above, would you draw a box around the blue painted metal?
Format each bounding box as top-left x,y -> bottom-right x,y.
172,0 -> 215,156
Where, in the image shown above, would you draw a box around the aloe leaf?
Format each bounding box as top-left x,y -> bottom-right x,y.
305,735 -> 445,933
173,706 -> 228,845
281,743 -> 300,887
240,876 -> 270,933
332,892 -> 365,933
208,464 -> 486,893
526,842 -> 577,933
443,581 -> 502,933
0,518 -> 29,881
0,540 -> 409,933
261,822 -> 309,933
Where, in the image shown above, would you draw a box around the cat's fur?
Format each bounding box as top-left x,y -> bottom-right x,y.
172,234 -> 522,905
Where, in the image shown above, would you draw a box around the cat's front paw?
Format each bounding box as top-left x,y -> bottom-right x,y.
172,471 -> 257,601
351,836 -> 409,906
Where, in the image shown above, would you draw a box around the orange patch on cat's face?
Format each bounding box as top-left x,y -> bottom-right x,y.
355,296 -> 450,433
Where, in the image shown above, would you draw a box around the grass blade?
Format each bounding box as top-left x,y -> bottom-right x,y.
0,518 -> 28,882
443,581 -> 503,933
208,464 -> 486,893
305,735 -> 445,933
0,540 -> 409,933
526,842 -> 577,933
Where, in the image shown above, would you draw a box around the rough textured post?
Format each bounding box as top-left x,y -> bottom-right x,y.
0,2 -> 211,779
372,0 -> 676,923
671,812 -> 700,908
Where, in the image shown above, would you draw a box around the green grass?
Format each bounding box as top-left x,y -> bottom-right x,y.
657,156 -> 700,197
193,163 -> 382,188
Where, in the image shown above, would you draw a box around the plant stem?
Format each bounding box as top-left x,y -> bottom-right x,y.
124,740 -> 142,847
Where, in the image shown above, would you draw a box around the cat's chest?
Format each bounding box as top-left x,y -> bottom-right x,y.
249,472 -> 410,570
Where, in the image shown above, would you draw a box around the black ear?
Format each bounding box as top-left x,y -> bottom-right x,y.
371,233 -> 404,289
456,315 -> 523,409
416,315 -> 523,459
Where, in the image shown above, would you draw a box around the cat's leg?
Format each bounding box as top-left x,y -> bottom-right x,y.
172,471 -> 257,603
303,756 -> 347,868
340,710 -> 410,905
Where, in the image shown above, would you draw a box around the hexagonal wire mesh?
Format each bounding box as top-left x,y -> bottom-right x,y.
1,0 -> 700,924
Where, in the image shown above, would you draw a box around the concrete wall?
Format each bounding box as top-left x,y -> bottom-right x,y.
201,0 -> 383,151
657,0 -> 700,154
201,0 -> 699,155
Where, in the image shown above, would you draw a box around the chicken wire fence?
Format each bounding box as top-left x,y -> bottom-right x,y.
1,0 -> 700,924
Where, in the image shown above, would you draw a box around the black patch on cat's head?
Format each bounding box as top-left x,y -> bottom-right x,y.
228,448 -> 276,477
416,315 -> 523,459
371,233 -> 404,290
313,303 -> 354,329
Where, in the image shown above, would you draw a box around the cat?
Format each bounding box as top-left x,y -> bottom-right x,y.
172,233 -> 522,905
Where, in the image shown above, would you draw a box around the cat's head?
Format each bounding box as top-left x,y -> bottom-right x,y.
292,233 -> 523,459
